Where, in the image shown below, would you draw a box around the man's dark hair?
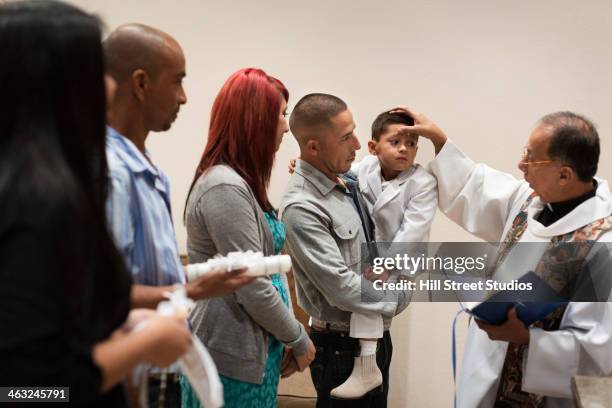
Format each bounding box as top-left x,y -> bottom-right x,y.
371,111 -> 415,141
540,111 -> 599,182
289,93 -> 347,138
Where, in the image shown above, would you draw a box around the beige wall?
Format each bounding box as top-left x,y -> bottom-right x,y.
69,0 -> 612,406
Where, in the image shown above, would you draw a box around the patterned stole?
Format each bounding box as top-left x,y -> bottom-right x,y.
491,193 -> 612,408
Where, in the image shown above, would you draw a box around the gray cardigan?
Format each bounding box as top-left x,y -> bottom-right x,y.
185,164 -> 309,384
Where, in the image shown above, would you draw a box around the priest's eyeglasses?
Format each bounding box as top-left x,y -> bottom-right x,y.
520,147 -> 553,166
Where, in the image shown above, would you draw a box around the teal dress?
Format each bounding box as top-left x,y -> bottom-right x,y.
181,211 -> 289,408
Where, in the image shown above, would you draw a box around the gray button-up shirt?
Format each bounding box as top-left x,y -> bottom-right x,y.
280,160 -> 410,331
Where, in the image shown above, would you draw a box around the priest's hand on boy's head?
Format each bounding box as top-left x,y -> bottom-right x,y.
388,106 -> 448,154
474,307 -> 530,345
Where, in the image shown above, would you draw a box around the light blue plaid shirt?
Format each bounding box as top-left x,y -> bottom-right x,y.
105,127 -> 186,287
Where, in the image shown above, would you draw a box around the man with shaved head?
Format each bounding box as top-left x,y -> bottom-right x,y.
280,94 -> 410,407
103,24 -> 251,407
104,24 -> 186,138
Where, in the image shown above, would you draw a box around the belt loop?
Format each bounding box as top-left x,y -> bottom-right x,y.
325,322 -> 331,333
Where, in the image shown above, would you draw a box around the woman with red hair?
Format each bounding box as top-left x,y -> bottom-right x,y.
181,68 -> 315,408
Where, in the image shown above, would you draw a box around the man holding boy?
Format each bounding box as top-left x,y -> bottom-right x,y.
281,93 -> 411,407
330,111 -> 438,399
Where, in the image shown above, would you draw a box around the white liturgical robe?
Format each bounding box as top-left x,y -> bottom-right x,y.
429,140 -> 612,408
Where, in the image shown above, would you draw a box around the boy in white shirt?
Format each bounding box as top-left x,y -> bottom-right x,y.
330,110 -> 438,399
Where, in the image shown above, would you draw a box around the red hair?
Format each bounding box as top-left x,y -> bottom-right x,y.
187,68 -> 288,212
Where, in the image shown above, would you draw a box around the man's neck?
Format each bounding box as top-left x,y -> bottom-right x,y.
536,180 -> 597,227
108,106 -> 149,154
299,156 -> 342,185
551,180 -> 596,204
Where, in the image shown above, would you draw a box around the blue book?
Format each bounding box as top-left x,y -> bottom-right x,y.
462,271 -> 568,326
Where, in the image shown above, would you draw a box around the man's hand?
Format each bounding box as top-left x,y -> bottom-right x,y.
185,267 -> 255,300
474,308 -> 530,345
389,106 -> 448,155
363,266 -> 390,283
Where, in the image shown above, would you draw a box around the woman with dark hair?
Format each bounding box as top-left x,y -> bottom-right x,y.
181,68 -> 315,408
0,1 -> 191,406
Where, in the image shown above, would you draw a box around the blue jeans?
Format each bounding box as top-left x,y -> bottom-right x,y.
309,329 -> 392,408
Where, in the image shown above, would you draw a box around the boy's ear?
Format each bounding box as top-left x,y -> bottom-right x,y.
368,140 -> 378,155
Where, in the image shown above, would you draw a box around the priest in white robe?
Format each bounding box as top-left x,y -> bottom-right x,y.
392,108 -> 612,408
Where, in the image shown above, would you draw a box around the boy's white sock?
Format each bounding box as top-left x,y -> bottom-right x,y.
359,339 -> 377,356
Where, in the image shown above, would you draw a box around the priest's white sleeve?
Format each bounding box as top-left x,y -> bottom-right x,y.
522,302 -> 612,398
428,140 -> 532,242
